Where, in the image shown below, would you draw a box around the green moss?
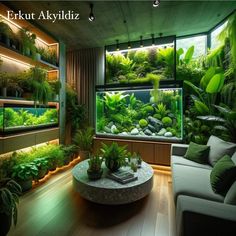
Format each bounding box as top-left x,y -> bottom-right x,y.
139,119 -> 148,128
162,116 -> 172,126
153,114 -> 162,120
142,105 -> 154,115
166,127 -> 177,136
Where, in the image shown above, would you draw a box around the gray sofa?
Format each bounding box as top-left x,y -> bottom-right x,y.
171,141 -> 236,236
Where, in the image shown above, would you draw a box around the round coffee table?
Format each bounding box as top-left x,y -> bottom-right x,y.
72,160 -> 154,205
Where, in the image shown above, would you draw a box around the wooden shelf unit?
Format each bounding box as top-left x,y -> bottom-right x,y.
93,137 -> 172,166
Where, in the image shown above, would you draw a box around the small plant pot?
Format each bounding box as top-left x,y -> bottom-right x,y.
87,169 -> 103,180
36,53 -> 41,61
105,159 -> 121,172
79,150 -> 89,161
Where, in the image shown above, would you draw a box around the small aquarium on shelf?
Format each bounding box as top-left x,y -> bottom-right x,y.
105,36 -> 175,85
96,84 -> 183,142
0,103 -> 59,134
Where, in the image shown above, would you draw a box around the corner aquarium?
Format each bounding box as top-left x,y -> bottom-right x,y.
96,84 -> 183,142
0,101 -> 59,134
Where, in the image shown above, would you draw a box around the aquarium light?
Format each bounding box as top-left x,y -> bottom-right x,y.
88,3 -> 95,22
107,43 -> 173,54
0,54 -> 32,68
116,39 -> 119,51
151,34 -> 155,46
153,0 -> 160,7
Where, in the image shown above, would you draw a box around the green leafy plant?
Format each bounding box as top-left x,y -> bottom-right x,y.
87,154 -> 103,180
31,158 -> 49,180
0,178 -> 22,235
12,163 -> 38,181
73,127 -> 94,152
197,104 -> 236,142
100,142 -> 129,172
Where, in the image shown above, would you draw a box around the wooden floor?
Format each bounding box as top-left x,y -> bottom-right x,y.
8,163 -> 175,236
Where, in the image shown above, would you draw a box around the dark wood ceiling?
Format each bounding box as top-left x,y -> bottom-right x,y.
5,1 -> 236,50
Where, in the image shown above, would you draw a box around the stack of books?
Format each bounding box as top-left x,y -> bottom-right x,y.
106,170 -> 138,184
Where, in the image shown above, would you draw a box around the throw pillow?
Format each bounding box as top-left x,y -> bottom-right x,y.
207,135 -> 236,166
184,142 -> 210,164
210,155 -> 236,195
224,181 -> 236,205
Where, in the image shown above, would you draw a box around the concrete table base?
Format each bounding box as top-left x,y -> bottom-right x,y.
72,160 -> 154,205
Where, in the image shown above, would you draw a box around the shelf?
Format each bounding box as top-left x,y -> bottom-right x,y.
0,45 -> 59,71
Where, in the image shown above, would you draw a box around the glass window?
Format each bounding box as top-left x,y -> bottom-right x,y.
210,21 -> 228,49
176,35 -> 207,59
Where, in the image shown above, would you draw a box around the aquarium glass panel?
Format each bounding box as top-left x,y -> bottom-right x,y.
96,88 -> 183,141
3,107 -> 58,132
176,35 -> 207,58
106,43 -> 175,84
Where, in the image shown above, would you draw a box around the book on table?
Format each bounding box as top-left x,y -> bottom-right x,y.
106,170 -> 138,184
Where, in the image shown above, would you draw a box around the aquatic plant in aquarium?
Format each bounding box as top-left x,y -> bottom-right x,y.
96,87 -> 183,141
2,106 -> 58,133
106,43 -> 175,84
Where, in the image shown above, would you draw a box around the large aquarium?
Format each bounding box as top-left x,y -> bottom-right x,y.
96,86 -> 183,142
0,105 -> 58,134
105,36 -> 175,84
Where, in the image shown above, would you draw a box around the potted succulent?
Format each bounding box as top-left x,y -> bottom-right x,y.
100,142 -> 129,172
31,158 -> 49,180
87,154 -> 103,180
12,163 -> 38,192
73,127 -> 94,160
0,178 -> 22,236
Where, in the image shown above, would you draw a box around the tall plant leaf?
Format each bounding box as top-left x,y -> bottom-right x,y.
194,100 -> 210,115
200,67 -> 216,89
184,45 -> 194,64
206,73 -> 225,93
184,80 -> 204,102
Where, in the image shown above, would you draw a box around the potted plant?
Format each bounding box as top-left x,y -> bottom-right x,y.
0,72 -> 10,97
12,163 -> 38,192
0,178 -> 22,236
0,17 -> 13,47
49,80 -> 61,101
26,66 -> 52,104
87,154 -> 103,180
18,28 -> 36,58
100,142 -> 129,172
73,127 -> 94,160
31,158 -> 49,180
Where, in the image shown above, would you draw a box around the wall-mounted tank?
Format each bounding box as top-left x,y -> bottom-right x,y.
96,84 -> 183,142
0,100 -> 59,134
105,36 -> 175,85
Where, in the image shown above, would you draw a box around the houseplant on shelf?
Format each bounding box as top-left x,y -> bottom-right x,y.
100,142 -> 129,172
87,154 -> 103,180
18,28 -> 37,59
0,17 -> 13,47
49,79 -> 61,101
31,158 -> 49,181
12,163 -> 38,192
0,178 -> 22,236
73,127 -> 94,160
26,66 -> 52,104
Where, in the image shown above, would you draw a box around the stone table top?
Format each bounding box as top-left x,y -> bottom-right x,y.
72,160 -> 154,205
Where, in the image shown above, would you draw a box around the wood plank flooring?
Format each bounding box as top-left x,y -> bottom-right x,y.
8,164 -> 174,236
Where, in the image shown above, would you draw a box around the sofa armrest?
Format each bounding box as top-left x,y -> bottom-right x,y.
171,144 -> 189,157
176,195 -> 236,236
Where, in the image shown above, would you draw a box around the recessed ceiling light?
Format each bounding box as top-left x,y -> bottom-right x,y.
153,0 -> 160,8
88,3 -> 95,22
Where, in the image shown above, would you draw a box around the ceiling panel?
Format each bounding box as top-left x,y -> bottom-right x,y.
4,1 -> 236,50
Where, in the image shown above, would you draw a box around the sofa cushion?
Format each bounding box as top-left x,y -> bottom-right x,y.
231,152 -> 236,165
224,181 -> 236,205
210,155 -> 236,195
171,155 -> 212,170
184,142 -> 210,164
207,135 -> 236,166
172,164 -> 224,203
